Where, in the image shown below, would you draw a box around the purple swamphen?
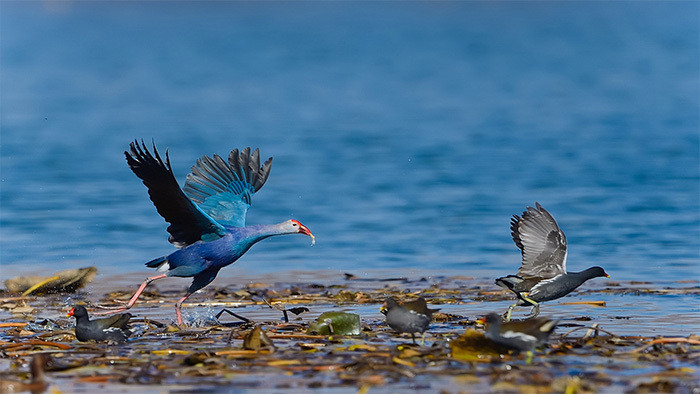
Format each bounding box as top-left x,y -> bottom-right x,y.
97,140 -> 314,325
495,203 -> 608,321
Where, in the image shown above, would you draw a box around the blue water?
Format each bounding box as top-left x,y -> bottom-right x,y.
1,2 -> 698,283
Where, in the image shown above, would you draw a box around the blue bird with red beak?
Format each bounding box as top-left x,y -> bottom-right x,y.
97,141 -> 314,325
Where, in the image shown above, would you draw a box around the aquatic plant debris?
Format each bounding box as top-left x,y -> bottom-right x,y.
307,312 -> 361,335
0,274 -> 698,392
4,267 -> 98,295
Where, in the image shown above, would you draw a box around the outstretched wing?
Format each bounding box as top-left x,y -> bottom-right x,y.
511,202 -> 567,279
125,140 -> 228,248
183,147 -> 272,228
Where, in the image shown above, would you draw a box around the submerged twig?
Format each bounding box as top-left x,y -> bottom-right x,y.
560,325 -> 619,339
0,323 -> 29,328
1,339 -> 72,350
630,337 -> 700,353
262,297 -> 290,322
215,308 -> 252,323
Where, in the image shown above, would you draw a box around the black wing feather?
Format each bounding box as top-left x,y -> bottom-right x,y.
125,140 -> 227,248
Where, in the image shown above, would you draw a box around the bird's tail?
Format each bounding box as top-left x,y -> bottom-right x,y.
145,256 -> 169,272
495,275 -> 522,290
540,318 -> 560,334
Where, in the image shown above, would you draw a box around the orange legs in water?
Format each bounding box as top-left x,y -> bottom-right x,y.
95,274 -> 196,326
174,292 -> 192,326
93,274 -> 187,325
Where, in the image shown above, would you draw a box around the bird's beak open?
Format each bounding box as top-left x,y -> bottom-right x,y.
380,303 -> 388,315
66,308 -> 74,317
297,223 -> 315,245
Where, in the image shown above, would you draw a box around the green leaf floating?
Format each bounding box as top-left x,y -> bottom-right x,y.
307,312 -> 361,336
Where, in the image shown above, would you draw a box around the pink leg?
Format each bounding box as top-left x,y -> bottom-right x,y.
93,274 -> 167,315
175,292 -> 192,326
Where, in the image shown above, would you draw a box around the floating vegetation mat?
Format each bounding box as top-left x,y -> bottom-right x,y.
0,273 -> 698,392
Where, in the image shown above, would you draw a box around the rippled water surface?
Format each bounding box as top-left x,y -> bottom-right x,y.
2,2 -> 698,290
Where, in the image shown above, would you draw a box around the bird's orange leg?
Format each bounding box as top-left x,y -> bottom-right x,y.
175,292 -> 193,326
93,274 -> 167,315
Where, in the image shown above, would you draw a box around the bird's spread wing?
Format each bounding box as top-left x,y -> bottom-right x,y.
511,202 -> 567,278
126,140 -> 228,248
183,147 -> 272,228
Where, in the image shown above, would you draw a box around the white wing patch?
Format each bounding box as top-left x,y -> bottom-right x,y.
500,330 -> 536,343
539,321 -> 557,332
408,310 -> 421,316
156,261 -> 170,272
561,250 -> 568,274
529,274 -> 564,293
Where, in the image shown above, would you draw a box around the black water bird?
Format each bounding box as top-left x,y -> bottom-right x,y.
381,297 -> 440,345
68,305 -> 132,343
496,203 -> 609,320
478,312 -> 559,362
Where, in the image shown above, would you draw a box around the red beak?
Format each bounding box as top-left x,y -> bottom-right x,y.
293,221 -> 315,245
67,307 -> 75,317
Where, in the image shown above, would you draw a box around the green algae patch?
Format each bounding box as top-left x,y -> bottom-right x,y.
307,312 -> 361,335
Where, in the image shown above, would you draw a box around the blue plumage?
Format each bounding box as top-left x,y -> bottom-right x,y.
97,141 -> 314,326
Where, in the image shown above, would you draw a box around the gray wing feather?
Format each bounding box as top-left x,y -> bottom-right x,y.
511,202 -> 567,278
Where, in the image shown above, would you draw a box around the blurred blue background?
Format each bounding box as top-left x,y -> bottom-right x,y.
1,1 -> 698,282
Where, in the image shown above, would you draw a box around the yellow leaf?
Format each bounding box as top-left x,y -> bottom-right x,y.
267,359 -> 301,366
399,348 -> 421,358
559,301 -> 606,307
347,344 -> 376,352
151,349 -> 190,355
392,356 -> 415,367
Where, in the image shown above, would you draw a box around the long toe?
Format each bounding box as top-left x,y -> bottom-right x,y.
526,305 -> 540,319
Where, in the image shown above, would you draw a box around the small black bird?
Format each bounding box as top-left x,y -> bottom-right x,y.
478,313 -> 559,363
381,297 -> 440,345
496,203 -> 609,320
68,305 -> 132,343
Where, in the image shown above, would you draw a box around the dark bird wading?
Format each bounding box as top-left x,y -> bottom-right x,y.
496,203 -> 608,320
97,141 -> 314,325
478,312 -> 559,363
68,305 -> 132,343
381,297 -> 440,345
